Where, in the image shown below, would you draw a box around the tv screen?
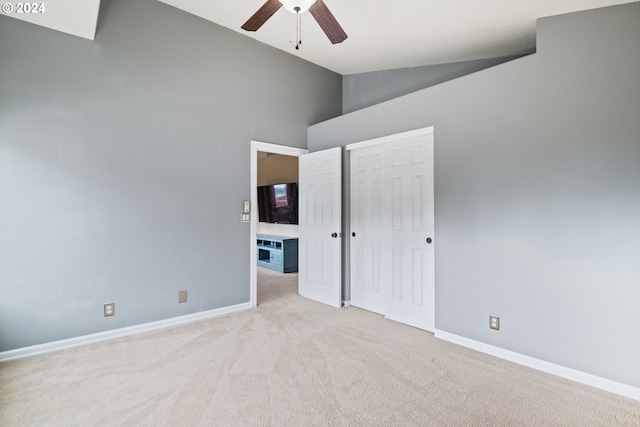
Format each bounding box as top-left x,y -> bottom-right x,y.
257,183 -> 298,224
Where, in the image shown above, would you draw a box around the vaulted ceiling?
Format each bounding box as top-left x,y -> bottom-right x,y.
1,0 -> 635,74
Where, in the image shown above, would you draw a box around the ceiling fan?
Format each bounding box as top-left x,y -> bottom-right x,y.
241,0 -> 347,49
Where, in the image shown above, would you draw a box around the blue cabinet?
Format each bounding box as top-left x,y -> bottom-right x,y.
256,235 -> 298,273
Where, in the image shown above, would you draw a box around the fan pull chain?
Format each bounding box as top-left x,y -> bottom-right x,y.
295,7 -> 302,50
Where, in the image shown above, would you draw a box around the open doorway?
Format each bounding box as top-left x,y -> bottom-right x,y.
250,141 -> 307,307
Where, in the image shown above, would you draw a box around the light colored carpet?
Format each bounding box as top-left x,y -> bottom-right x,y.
1,266 -> 639,426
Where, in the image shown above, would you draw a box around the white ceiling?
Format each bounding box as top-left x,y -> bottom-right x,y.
157,0 -> 636,74
2,0 -> 635,75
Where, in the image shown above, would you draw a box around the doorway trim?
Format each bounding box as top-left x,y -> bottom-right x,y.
250,140 -> 308,307
345,126 -> 434,151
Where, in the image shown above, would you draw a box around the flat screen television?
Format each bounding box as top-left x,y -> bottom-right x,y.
257,183 -> 298,224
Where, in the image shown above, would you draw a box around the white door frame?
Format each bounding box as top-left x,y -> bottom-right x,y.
250,141 -> 308,307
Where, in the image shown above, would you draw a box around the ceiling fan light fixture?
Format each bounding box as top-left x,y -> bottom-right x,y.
279,0 -> 317,14
242,0 -> 347,46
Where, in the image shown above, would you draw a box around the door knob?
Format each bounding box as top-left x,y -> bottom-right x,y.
426,237 -> 433,244
331,232 -> 338,238
352,232 -> 356,237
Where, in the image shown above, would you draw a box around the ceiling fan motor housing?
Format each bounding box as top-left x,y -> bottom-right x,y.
279,0 -> 317,14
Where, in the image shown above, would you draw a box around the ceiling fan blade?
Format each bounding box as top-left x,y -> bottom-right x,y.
241,0 -> 283,32
309,0 -> 347,44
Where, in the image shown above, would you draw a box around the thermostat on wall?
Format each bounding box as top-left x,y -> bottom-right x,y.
241,200 -> 250,222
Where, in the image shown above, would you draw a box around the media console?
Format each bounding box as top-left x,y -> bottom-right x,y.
256,235 -> 298,273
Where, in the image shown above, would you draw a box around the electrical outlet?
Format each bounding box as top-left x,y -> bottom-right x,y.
104,303 -> 115,317
178,290 -> 187,303
489,315 -> 500,330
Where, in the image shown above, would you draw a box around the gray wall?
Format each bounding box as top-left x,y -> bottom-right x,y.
309,3 -> 640,388
342,55 -> 528,114
0,0 -> 341,351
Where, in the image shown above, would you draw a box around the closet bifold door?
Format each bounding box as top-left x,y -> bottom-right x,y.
348,127 -> 435,332
350,143 -> 389,315
383,133 -> 435,331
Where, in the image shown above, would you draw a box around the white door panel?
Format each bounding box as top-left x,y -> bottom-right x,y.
348,128 -> 434,331
299,147 -> 342,308
350,145 -> 388,314
385,135 -> 435,330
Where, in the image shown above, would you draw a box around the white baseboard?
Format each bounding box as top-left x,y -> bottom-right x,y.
0,302 -> 252,362
434,329 -> 640,402
342,300 -> 351,307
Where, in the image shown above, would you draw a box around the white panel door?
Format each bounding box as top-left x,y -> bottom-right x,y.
350,144 -> 389,314
298,147 -> 342,308
384,133 -> 435,331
